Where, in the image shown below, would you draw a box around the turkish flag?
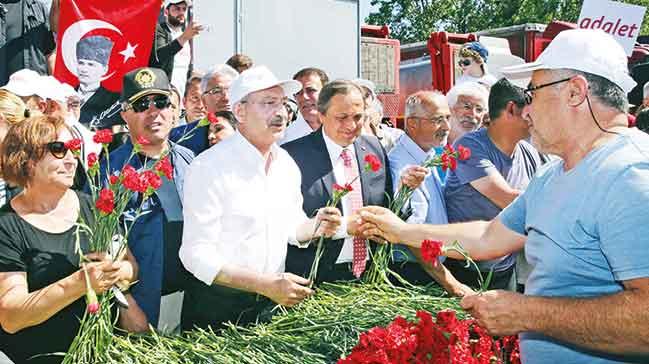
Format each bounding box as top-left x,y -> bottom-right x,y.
54,0 -> 162,93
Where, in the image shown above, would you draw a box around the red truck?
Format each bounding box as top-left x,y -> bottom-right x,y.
361,21 -> 649,124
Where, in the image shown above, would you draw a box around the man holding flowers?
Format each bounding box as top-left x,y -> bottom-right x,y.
102,67 -> 196,333
282,80 -> 426,284
180,66 -> 342,330
358,30 -> 649,363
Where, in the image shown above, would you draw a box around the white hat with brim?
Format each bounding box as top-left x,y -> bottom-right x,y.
0,69 -> 41,97
501,29 -> 636,94
229,65 -> 302,106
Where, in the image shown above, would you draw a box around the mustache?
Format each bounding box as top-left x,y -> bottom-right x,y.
269,115 -> 287,126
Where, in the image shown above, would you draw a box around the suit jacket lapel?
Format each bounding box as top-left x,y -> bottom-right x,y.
312,129 -> 335,202
353,138 -> 371,206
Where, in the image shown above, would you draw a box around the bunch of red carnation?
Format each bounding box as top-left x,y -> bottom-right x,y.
338,310 -> 520,364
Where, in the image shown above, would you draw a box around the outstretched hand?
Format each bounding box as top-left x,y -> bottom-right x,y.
357,206 -> 408,244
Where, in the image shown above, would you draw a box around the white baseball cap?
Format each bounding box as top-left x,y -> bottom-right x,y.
39,76 -> 78,103
229,65 -> 302,106
1,69 -> 41,97
164,0 -> 190,7
501,29 -> 636,93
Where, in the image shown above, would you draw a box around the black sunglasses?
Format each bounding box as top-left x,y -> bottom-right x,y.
46,141 -> 72,159
458,59 -> 472,67
130,95 -> 171,113
523,78 -> 572,105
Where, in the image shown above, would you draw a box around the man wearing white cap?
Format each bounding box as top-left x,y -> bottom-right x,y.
180,65 -> 343,330
357,29 -> 649,363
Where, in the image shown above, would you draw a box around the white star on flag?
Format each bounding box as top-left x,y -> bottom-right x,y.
119,42 -> 138,63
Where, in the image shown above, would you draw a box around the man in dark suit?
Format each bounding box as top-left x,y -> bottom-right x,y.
283,80 -> 424,283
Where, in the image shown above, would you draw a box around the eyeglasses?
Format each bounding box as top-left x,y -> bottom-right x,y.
46,141 -> 72,159
458,59 -> 472,67
129,95 -> 171,113
204,86 -> 229,96
410,115 -> 451,125
459,102 -> 485,114
523,78 -> 572,105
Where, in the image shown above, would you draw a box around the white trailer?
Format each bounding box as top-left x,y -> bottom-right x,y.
192,0 -> 361,80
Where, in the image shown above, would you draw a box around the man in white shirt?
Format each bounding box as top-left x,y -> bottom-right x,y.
279,67 -> 329,145
180,65 -> 342,330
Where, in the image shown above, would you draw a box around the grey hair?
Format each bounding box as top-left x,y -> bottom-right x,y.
404,90 -> 447,118
200,64 -> 239,93
552,69 -> 628,113
370,98 -> 384,119
446,82 -> 488,108
643,81 -> 649,99
317,79 -> 366,114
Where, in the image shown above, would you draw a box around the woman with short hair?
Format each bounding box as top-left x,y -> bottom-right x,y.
0,115 -> 137,364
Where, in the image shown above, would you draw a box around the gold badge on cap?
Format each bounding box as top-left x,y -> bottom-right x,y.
134,69 -> 156,88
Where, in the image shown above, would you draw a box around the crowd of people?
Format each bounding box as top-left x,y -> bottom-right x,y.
0,1 -> 648,364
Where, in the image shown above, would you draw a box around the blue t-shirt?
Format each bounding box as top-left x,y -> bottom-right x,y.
499,129 -> 649,364
445,128 -> 540,272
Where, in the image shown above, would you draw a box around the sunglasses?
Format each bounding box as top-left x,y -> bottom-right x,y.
46,141 -> 73,159
129,95 -> 171,113
458,59 -> 472,67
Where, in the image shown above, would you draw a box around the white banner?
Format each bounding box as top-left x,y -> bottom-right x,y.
578,0 -> 646,56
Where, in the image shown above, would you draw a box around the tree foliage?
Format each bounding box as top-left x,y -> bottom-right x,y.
367,0 -> 649,43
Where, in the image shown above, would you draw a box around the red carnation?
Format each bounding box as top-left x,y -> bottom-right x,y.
109,175 -> 119,185
457,145 -> 471,160
121,165 -> 146,193
95,188 -> 115,214
421,239 -> 443,266
87,152 -> 98,168
141,170 -> 162,190
136,136 -> 150,146
207,112 -> 219,124
363,154 -> 382,172
154,156 -> 173,180
93,129 -> 113,144
64,138 -> 82,152
333,183 -> 345,192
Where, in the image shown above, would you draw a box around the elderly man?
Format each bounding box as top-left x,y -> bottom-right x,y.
182,71 -> 206,124
169,64 -> 239,154
180,65 -> 342,330
446,81 -> 489,147
388,90 -> 472,294
359,29 -> 649,364
282,80 -> 425,284
104,67 -> 195,333
443,78 -> 542,291
279,67 -> 329,145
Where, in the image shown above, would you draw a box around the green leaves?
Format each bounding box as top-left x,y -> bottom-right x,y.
366,0 -> 649,43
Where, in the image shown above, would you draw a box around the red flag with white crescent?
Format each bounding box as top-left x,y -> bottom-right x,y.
54,0 -> 162,92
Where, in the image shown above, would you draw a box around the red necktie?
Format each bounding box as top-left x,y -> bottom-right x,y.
340,148 -> 366,278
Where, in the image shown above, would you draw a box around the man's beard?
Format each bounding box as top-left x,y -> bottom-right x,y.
168,15 -> 184,27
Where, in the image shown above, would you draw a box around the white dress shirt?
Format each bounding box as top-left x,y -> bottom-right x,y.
321,132 -> 369,264
180,132 -> 309,285
169,23 -> 191,98
279,114 -> 315,145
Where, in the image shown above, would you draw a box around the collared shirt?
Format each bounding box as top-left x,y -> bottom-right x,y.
388,134 -> 448,262
321,131 -> 368,264
180,132 -> 309,285
279,114 -> 315,145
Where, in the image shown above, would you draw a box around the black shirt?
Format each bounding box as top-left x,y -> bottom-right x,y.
0,192 -> 94,364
